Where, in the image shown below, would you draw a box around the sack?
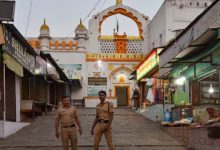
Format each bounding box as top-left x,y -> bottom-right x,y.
133,95 -> 139,99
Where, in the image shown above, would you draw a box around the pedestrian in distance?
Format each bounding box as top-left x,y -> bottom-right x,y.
132,88 -> 140,110
55,95 -> 82,150
91,90 -> 115,150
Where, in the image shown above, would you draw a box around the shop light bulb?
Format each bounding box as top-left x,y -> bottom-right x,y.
175,76 -> 186,85
180,76 -> 186,82
208,84 -> 214,93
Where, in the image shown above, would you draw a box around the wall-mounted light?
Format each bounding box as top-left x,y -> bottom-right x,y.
97,60 -> 102,68
208,84 -> 214,93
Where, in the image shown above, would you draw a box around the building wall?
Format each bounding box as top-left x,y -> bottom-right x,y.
146,0 -> 213,52
47,51 -> 86,99
87,61 -> 135,98
15,75 -> 21,122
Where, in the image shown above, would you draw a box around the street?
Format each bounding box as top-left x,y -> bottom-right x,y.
0,108 -> 186,150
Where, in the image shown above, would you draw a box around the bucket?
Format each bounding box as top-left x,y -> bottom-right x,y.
164,111 -> 171,122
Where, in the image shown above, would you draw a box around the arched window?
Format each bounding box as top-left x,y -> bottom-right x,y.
101,14 -> 139,36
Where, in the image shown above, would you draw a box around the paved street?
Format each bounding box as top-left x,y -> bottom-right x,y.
0,108 -> 186,150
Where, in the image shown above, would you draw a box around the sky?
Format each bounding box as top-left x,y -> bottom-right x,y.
14,0 -> 164,37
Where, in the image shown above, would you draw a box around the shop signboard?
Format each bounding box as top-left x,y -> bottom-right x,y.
171,63 -> 212,79
137,50 -> 158,81
2,25 -> 35,74
88,77 -> 107,85
196,63 -> 212,76
172,64 -> 188,78
58,64 -> 82,79
35,56 -> 47,75
87,77 -> 107,96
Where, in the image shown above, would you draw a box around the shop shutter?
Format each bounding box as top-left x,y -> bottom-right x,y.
0,64 -> 4,120
5,67 -> 16,121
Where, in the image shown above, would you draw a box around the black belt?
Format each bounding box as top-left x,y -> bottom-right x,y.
61,124 -> 75,128
97,119 -> 109,123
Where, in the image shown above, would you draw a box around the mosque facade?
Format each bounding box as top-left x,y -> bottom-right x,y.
27,0 -> 214,107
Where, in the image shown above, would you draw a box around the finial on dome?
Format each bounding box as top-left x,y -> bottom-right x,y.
116,0 -> 122,5
76,18 -> 86,31
40,18 -> 49,31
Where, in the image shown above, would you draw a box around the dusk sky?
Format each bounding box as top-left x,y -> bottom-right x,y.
14,0 -> 164,37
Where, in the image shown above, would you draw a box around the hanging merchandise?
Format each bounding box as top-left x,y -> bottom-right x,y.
146,78 -> 154,103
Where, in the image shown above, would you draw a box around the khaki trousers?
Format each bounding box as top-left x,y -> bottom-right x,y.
61,127 -> 77,150
94,123 -> 114,150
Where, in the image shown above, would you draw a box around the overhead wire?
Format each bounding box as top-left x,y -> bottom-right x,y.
63,0 -> 103,38
82,0 -> 102,22
25,0 -> 33,36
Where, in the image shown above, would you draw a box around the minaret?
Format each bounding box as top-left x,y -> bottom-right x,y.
116,0 -> 122,5
39,18 -> 50,50
75,19 -> 88,50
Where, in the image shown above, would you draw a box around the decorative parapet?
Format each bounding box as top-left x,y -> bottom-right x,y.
86,53 -> 144,62
49,40 -> 78,50
99,35 -> 143,40
28,39 -> 79,50
28,40 -> 40,49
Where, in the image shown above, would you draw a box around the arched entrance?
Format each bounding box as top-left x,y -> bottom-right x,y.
109,66 -> 133,106
115,86 -> 130,106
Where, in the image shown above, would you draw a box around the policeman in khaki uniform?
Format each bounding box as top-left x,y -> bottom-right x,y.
55,96 -> 82,150
91,90 -> 115,150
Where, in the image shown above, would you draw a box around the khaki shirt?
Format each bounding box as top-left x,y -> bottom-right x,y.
56,106 -> 78,126
96,101 -> 114,120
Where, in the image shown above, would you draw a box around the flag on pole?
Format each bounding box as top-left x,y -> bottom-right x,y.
115,17 -> 119,33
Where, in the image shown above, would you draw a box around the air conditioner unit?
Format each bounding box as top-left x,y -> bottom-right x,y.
0,1 -> 15,21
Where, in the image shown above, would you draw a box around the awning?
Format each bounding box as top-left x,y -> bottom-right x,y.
3,52 -> 23,77
0,23 -> 5,44
42,53 -> 71,84
70,79 -> 82,88
161,29 -> 216,69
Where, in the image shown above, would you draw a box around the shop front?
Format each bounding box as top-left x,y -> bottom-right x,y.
43,53 -> 71,106
135,48 -> 174,121
0,23 -> 37,138
136,49 -> 160,107
159,1 -> 220,148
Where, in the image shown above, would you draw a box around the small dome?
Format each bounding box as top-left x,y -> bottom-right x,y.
76,19 -> 86,31
40,19 -> 49,31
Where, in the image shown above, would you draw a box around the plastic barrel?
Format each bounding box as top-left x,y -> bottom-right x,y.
164,111 -> 171,122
